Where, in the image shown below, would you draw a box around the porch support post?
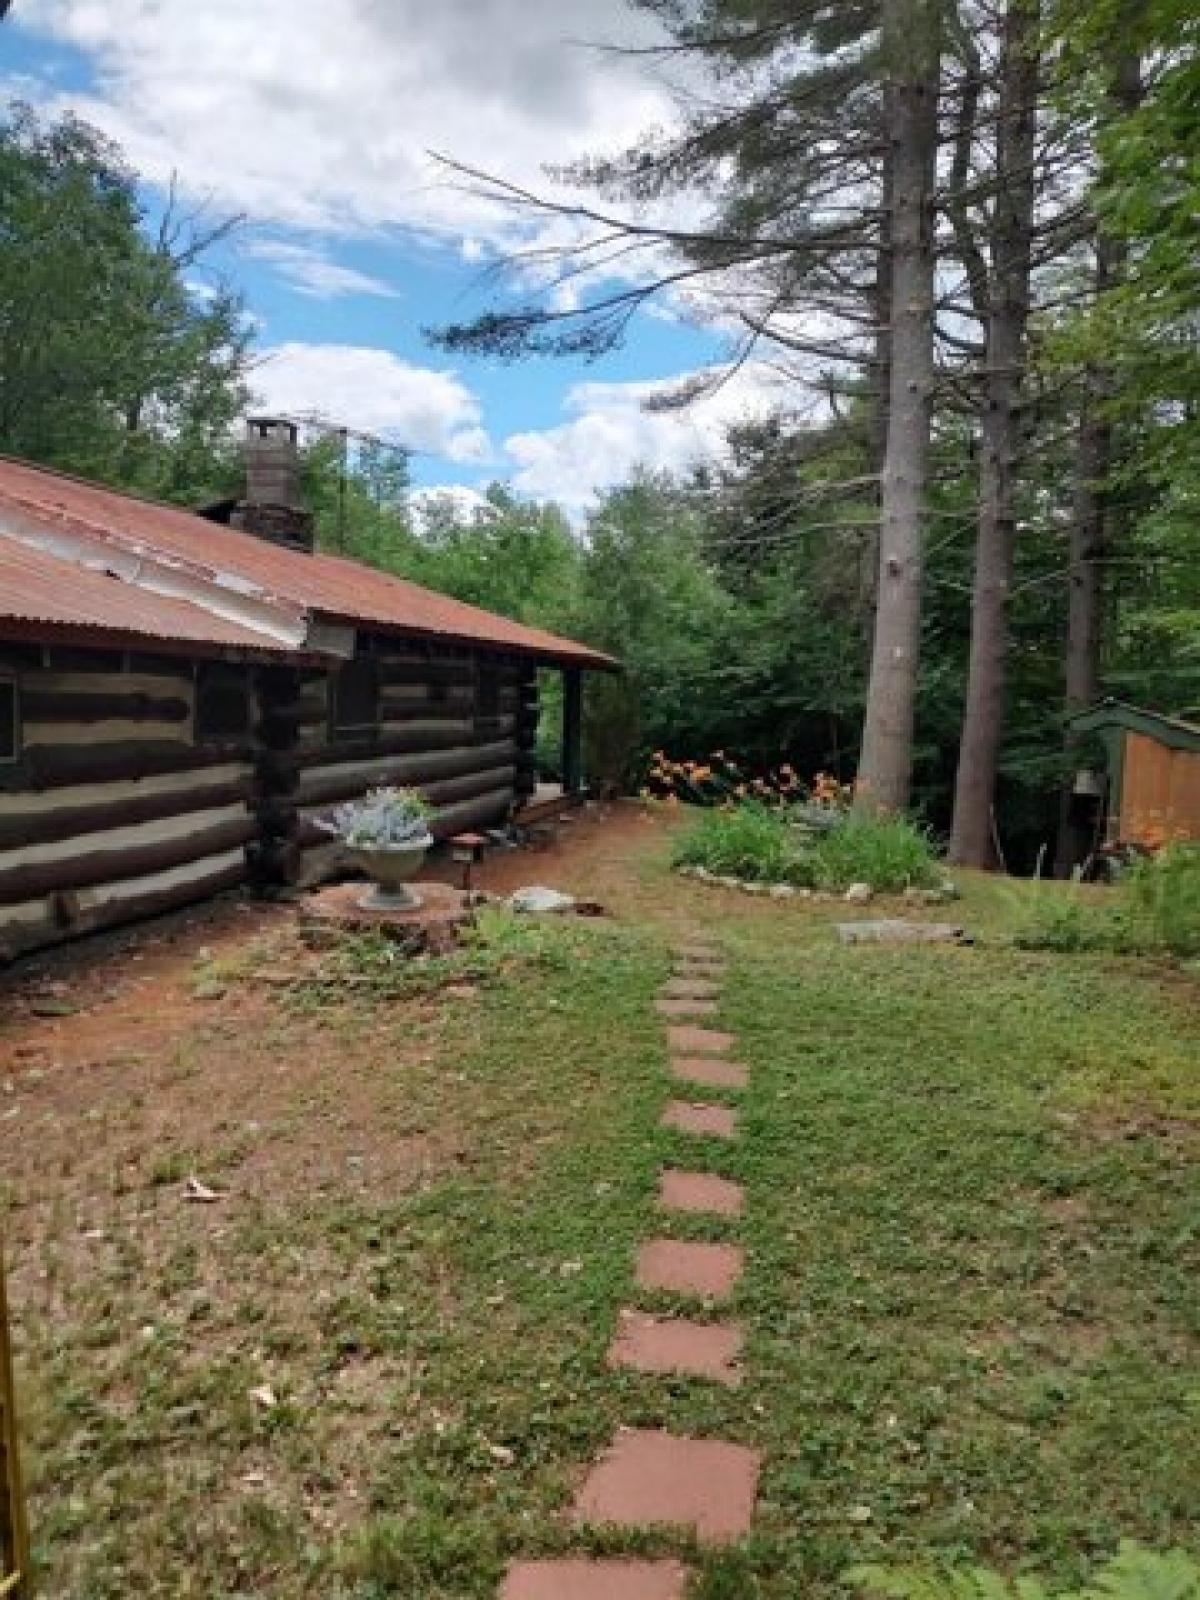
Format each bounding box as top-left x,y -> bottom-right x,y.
562,667 -> 584,795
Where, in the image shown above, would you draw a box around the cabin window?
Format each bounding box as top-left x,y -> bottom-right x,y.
195,663 -> 251,745
0,678 -> 18,764
333,657 -> 378,739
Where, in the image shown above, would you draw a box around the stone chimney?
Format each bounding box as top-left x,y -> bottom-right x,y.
231,416 -> 315,553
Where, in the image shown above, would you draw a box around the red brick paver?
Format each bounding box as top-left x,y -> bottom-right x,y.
667,1025 -> 736,1056
670,1055 -> 748,1091
662,1100 -> 739,1140
574,1428 -> 761,1545
501,1558 -> 690,1599
636,1238 -> 744,1300
659,1168 -> 745,1217
676,942 -> 721,961
608,1309 -> 743,1385
656,997 -> 719,1019
661,977 -> 721,1000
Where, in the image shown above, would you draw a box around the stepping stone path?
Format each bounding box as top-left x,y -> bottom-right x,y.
574,1428 -> 761,1546
667,1025 -> 737,1056
501,935 -> 762,1593
501,1559 -> 689,1599
636,1238 -> 744,1300
658,1168 -> 744,1218
670,1054 -> 748,1090
608,1309 -> 743,1385
655,996 -> 719,1019
661,1100 -> 739,1140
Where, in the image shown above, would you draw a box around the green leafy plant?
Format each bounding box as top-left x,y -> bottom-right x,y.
1127,844 -> 1200,957
1016,845 -> 1200,958
673,801 -> 942,891
673,800 -> 810,884
848,1540 -> 1200,1600
806,811 -> 941,892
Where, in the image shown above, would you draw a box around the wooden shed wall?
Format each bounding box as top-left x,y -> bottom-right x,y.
1119,731 -> 1200,846
0,645 -> 256,961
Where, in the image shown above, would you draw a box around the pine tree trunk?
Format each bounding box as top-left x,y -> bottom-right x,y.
857,0 -> 941,814
1054,49 -> 1142,876
947,0 -> 1040,867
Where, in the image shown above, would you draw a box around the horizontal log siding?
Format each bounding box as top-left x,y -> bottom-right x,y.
0,653 -> 257,960
1,639 -> 555,950
287,644 -> 526,887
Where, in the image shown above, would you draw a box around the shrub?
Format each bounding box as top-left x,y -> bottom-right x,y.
673,802 -> 942,892
673,801 -> 810,884
1127,843 -> 1200,957
1016,844 -> 1200,958
806,811 -> 941,893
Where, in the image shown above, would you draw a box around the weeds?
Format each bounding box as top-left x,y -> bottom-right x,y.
1016,845 -> 1200,958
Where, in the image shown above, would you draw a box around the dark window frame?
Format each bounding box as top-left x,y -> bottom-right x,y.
331,656 -> 379,741
0,676 -> 20,765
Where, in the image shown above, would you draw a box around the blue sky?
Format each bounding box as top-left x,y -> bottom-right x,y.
1,1 -> 779,517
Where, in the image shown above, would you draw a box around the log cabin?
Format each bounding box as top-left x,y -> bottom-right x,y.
0,423 -> 615,961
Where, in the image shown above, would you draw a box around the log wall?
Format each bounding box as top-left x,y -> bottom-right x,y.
0,646 -> 256,961
279,640 -> 533,887
0,636 -> 544,956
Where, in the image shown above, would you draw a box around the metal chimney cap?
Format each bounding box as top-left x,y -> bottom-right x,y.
246,415 -> 299,441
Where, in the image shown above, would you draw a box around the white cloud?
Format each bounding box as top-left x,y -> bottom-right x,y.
20,0 -> 678,250
502,364 -> 798,514
249,343 -> 491,463
409,485 -> 498,528
241,240 -> 401,301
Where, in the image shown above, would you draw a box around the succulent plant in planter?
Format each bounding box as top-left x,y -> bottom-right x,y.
317,786 -> 434,911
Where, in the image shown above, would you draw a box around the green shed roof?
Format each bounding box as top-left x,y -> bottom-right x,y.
1068,698 -> 1200,754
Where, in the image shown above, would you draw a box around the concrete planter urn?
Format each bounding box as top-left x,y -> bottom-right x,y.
350,836 -> 434,911
316,785 -> 435,913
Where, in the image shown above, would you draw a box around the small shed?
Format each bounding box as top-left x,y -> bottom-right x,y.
1068,699 -> 1200,850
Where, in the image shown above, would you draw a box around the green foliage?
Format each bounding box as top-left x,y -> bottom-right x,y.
674,802 -> 941,891
674,801 -> 809,884
849,1540 -> 1200,1600
1016,846 -> 1200,958
806,811 -> 941,893
0,102 -> 250,500
1127,845 -> 1200,957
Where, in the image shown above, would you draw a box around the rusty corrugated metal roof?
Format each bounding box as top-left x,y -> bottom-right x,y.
0,535 -> 292,655
0,456 -> 616,669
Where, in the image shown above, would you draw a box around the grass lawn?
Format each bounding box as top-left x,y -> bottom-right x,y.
2,806 -> 1197,1597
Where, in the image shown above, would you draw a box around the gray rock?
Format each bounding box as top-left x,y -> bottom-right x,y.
507,886 -> 577,914
844,882 -> 874,904
837,919 -> 969,945
769,884 -> 797,899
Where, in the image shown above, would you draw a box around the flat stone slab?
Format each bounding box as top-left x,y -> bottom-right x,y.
662,1100 -> 739,1140
667,1025 -> 736,1056
676,941 -> 721,960
637,1238 -> 744,1300
659,1169 -> 745,1218
836,919 -> 969,945
661,977 -> 721,1000
656,997 -> 719,1019
671,1055 -> 748,1091
609,1310 -> 743,1385
574,1428 -> 761,1545
501,1559 -> 690,1599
